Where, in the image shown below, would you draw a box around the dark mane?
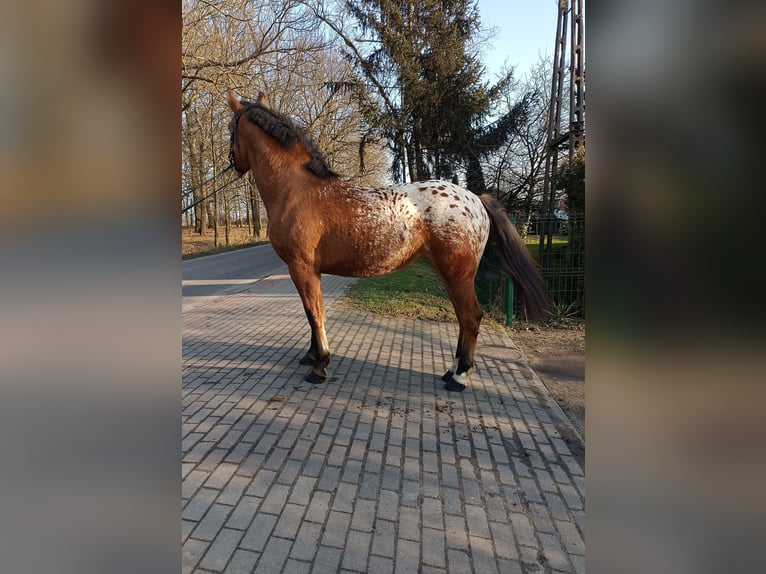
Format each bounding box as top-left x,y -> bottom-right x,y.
240,101 -> 339,179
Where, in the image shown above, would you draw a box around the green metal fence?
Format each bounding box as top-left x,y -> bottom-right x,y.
476,212 -> 584,325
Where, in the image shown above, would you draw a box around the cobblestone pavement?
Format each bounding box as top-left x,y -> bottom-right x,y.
182,274 -> 585,573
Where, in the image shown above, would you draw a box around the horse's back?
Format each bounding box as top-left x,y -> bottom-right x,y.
341,179 -> 488,236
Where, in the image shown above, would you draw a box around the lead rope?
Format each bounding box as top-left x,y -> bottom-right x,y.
181,164 -> 237,214
181,109 -> 244,215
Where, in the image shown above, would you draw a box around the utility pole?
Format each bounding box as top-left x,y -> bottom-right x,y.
539,0 -> 584,265
569,0 -> 584,158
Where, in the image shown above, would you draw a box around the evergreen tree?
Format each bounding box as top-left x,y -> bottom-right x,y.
327,0 -> 521,186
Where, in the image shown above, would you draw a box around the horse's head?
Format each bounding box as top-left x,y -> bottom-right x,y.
225,89 -> 339,180
225,89 -> 269,175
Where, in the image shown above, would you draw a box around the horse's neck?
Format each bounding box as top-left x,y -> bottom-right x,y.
248,139 -> 301,208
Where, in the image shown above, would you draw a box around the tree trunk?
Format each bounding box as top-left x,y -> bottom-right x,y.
212,195 -> 218,248
245,188 -> 252,235
191,163 -> 206,235
224,188 -> 231,246
233,189 -> 241,228
520,187 -> 535,241
415,140 -> 428,181
406,141 -> 417,184
193,187 -> 204,235
248,176 -> 262,238
466,155 -> 487,195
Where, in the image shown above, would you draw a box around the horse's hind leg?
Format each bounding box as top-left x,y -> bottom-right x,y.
288,265 -> 331,383
440,276 -> 484,392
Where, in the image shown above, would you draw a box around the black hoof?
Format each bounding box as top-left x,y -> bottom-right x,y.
443,372 -> 466,392
304,371 -> 326,385
441,370 -> 454,382
299,354 -> 315,366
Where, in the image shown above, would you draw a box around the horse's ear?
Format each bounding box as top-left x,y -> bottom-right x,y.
256,92 -> 270,109
225,89 -> 243,113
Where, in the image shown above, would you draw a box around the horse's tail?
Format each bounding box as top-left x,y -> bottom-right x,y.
479,194 -> 551,321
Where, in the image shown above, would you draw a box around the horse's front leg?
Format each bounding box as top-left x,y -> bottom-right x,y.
288,264 -> 331,383
298,330 -> 319,366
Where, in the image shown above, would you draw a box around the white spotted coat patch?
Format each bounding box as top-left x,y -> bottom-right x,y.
330,179 -> 490,276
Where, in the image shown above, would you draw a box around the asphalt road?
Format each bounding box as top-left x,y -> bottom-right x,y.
182,243 -> 287,312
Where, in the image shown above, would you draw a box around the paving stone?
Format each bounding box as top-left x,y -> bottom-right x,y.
198,527 -> 243,571
397,506 -> 421,541
205,462 -> 238,490
216,474 -> 251,506
400,479 -> 420,507
465,505 -> 492,540
253,536 -> 292,574
537,532 -> 572,572
358,471 -> 381,499
182,538 -> 208,574
285,476 -> 315,506
469,534 -> 499,574
277,458 -> 302,484
223,549 -> 259,574
240,513 -> 277,553
183,488 -> 217,522
444,515 -> 469,551
351,498 -> 377,532
369,518 -> 395,559
446,548 -> 473,574
422,527 -> 446,568
342,530 -> 372,572
312,546 -> 343,574
376,490 -> 399,522
570,553 -> 586,574
321,510 -> 351,548
368,555 -> 394,574
289,521 -> 321,561
332,482 -> 358,513
182,519 -> 194,543
489,522 -> 519,560
304,490 -> 331,524
273,503 -> 306,539
509,512 -> 538,549
555,519 -> 585,556
317,465 -> 341,491
225,495 -> 260,530
421,497 -> 444,531
395,539 -> 420,574
381,465 -> 401,491
193,503 -> 232,541
259,483 -> 291,515
497,558 -> 524,574
247,469 -> 277,498
280,558 -> 311,574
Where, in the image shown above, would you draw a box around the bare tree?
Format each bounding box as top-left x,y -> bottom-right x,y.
484,57 -> 554,238
182,0 -> 389,241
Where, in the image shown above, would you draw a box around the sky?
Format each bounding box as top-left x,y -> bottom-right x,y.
476,0 -> 559,81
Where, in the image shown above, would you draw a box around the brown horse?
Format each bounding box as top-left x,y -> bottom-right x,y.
225,90 -> 550,392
